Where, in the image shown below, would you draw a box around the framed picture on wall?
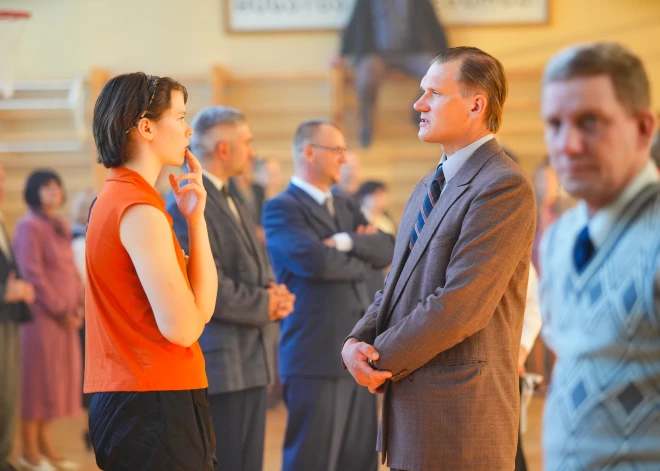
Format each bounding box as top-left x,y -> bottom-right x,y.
225,0 -> 355,33
224,0 -> 550,33
435,0 -> 549,26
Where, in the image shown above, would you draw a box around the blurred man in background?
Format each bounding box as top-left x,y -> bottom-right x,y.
539,42 -> 660,470
333,0 -> 448,147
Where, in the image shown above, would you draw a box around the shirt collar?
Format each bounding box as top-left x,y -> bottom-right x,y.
438,134 -> 494,184
578,159 -> 660,248
202,169 -> 226,193
291,176 -> 332,206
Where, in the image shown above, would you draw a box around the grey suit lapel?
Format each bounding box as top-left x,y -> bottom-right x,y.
390,178 -> 428,275
385,139 -> 502,320
203,176 -> 255,255
229,187 -> 271,282
371,179 -> 428,334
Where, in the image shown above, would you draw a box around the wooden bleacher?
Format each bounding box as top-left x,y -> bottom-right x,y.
0,64 -> 546,233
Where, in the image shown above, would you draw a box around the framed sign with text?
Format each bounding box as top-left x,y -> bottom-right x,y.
225,0 -> 549,32
435,0 -> 549,26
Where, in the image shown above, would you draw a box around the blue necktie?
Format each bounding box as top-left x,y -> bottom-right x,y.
573,226 -> 595,272
409,164 -> 445,250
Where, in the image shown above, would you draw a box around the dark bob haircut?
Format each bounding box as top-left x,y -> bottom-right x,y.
24,169 -> 64,210
355,180 -> 387,205
92,72 -> 188,168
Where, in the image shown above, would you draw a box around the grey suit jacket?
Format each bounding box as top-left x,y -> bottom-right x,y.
348,139 -> 536,471
166,176 -> 278,395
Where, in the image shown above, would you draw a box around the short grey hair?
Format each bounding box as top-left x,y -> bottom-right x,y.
543,42 -> 650,115
291,119 -> 338,162
189,106 -> 245,159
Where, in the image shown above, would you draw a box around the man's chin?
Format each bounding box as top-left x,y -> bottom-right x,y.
562,180 -> 595,201
418,129 -> 439,143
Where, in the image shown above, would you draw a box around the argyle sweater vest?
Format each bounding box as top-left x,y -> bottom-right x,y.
539,183 -> 660,470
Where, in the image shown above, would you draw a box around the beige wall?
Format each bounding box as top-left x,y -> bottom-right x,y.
2,0 -> 659,230
6,0 -> 660,107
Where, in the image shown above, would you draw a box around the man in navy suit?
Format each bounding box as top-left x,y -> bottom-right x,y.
263,120 -> 395,471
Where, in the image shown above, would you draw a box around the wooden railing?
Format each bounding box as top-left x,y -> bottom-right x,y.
73,63 -> 547,200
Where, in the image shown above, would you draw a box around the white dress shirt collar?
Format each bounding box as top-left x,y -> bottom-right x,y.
438,134 -> 494,185
202,169 -> 226,192
577,159 -> 660,248
203,169 -> 243,222
291,176 -> 332,206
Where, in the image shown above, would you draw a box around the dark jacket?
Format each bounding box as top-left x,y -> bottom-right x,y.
263,184 -> 395,378
167,176 -> 278,395
0,225 -> 32,324
340,0 -> 448,58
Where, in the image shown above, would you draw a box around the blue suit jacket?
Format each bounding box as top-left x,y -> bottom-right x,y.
263,183 -> 395,378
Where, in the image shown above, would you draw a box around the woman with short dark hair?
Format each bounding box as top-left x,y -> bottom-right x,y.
13,169 -> 83,471
85,73 -> 218,470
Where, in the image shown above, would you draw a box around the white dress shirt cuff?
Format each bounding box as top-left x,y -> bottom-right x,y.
332,233 -> 354,252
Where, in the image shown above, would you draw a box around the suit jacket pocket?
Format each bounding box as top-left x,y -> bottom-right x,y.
425,332 -> 485,366
425,360 -> 486,388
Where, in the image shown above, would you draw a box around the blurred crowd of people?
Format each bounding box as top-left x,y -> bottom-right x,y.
0,2 -> 659,470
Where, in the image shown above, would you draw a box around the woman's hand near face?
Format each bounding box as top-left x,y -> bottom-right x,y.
169,149 -> 207,224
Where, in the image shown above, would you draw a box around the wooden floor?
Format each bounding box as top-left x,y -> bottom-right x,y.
10,395 -> 544,470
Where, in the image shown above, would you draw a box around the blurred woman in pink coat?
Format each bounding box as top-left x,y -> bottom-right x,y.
13,170 -> 83,471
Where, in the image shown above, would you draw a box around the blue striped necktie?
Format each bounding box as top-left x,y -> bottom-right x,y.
409,164 -> 445,250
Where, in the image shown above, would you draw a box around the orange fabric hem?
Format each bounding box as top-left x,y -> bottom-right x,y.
84,378 -> 208,394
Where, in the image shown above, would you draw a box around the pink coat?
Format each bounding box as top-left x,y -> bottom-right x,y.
13,211 -> 83,421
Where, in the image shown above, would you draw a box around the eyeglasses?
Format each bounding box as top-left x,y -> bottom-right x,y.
125,75 -> 160,134
309,144 -> 346,158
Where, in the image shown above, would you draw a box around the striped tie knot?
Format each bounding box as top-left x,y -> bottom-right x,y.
409,164 -> 445,251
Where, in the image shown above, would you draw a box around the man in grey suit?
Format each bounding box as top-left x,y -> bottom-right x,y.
342,47 -> 537,470
166,107 -> 295,471
263,120 -> 395,471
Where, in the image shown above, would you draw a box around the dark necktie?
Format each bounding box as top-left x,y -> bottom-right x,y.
409,164 -> 445,250
323,194 -> 335,217
573,225 -> 595,272
221,185 -> 240,222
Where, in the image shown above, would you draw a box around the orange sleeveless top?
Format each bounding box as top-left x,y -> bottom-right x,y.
83,167 -> 207,393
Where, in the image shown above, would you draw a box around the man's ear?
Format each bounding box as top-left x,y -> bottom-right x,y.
304,144 -> 314,162
216,141 -> 236,162
469,93 -> 488,118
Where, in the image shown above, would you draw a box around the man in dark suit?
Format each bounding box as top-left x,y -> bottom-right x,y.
342,47 -> 537,470
262,120 -> 395,471
333,0 -> 448,147
166,107 -> 295,471
0,163 -> 34,471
